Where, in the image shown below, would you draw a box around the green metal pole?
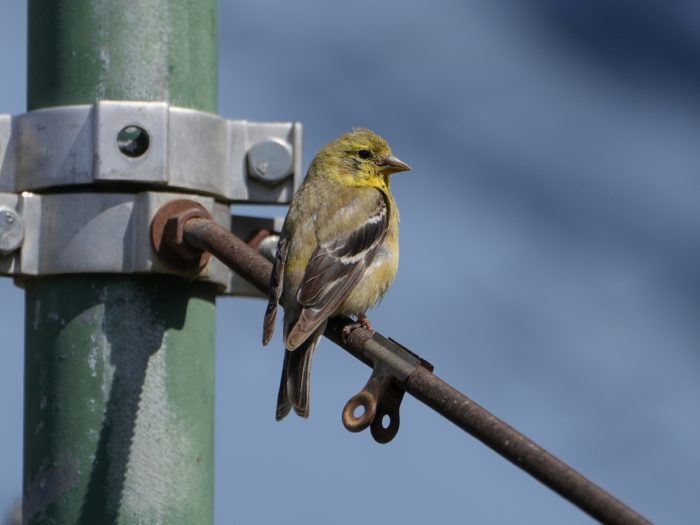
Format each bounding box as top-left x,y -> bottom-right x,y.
24,2 -> 218,524
27,0 -> 217,112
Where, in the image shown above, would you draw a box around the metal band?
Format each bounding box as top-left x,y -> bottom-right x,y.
0,191 -> 282,294
0,101 -> 302,203
0,101 -> 299,292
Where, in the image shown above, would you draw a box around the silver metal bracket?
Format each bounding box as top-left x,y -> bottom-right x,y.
0,191 -> 282,295
0,101 -> 299,293
0,101 -> 302,204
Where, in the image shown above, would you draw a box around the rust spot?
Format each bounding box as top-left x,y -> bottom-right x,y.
150,199 -> 213,273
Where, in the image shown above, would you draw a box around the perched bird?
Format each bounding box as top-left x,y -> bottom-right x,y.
262,128 -> 411,420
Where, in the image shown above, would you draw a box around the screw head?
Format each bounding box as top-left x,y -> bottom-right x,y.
0,206 -> 24,255
247,139 -> 294,185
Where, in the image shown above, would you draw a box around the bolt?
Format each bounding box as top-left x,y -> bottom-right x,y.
247,139 -> 293,185
245,229 -> 279,263
0,206 -> 24,255
257,234 -> 279,263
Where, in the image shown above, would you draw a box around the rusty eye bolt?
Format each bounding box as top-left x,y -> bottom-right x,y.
150,198 -> 652,525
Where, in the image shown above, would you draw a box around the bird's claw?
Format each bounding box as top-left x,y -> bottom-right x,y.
356,313 -> 374,332
341,314 -> 375,341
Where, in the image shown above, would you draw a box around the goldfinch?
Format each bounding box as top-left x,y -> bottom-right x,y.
262,128 -> 410,420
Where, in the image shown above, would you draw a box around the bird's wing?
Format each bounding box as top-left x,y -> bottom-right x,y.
262,234 -> 290,346
285,190 -> 389,350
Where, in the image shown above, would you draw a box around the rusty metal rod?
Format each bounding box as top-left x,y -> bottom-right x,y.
405,367 -> 650,525
183,218 -> 272,293
182,215 -> 652,525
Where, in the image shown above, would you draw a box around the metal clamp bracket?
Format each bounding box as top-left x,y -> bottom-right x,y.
0,101 -> 302,204
0,191 -> 281,295
0,101 -> 299,291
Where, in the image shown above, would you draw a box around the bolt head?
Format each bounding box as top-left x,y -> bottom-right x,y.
247,139 -> 294,185
258,234 -> 280,263
0,206 -> 24,255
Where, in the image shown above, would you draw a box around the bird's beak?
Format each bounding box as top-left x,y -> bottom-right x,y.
378,155 -> 412,175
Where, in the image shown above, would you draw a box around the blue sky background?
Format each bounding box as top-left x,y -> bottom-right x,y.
2,1 -> 700,523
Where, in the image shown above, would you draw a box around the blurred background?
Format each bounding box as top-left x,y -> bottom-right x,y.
2,1 -> 700,523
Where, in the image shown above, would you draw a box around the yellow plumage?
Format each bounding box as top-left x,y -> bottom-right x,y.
262,128 -> 410,420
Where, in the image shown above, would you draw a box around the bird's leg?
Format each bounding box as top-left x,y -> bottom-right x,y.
341,313 -> 375,339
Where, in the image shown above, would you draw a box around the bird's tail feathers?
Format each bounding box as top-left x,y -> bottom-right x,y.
275,351 -> 293,420
276,324 -> 325,420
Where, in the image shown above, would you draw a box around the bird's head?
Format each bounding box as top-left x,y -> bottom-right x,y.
310,128 -> 411,191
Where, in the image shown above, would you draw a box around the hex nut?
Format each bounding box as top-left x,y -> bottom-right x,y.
151,200 -> 213,272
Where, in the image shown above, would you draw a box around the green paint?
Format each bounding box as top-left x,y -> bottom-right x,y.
24,276 -> 216,524
25,0 -> 219,522
28,0 -> 218,112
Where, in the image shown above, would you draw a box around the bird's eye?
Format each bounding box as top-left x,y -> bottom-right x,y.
357,149 -> 372,159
